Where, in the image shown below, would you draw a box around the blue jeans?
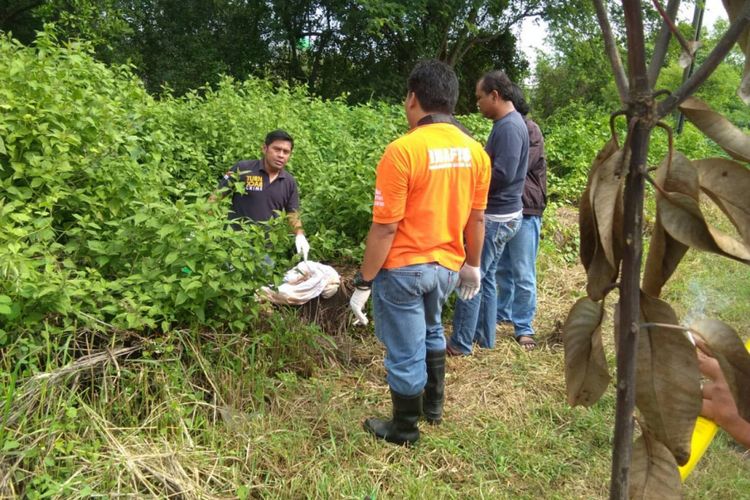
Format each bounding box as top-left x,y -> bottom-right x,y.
496,215 -> 541,338
450,216 -> 522,354
372,263 -> 458,396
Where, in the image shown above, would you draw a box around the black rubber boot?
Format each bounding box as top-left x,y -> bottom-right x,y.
363,389 -> 422,445
423,349 -> 446,425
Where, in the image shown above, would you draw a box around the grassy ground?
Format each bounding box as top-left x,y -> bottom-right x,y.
2,205 -> 749,499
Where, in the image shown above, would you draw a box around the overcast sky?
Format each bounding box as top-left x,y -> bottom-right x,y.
515,2 -> 728,71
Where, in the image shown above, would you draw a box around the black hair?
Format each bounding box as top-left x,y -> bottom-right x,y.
510,84 -> 530,116
479,70 -> 514,101
265,129 -> 294,149
407,59 -> 458,114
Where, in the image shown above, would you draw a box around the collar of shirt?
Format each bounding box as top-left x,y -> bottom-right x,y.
258,162 -> 290,180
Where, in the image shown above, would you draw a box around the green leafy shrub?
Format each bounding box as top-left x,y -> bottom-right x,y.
0,29 -> 408,349
0,30 -> 292,347
541,102 -> 612,204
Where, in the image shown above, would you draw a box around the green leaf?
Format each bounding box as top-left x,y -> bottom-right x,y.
181,279 -> 202,292
165,252 -> 179,265
194,305 -> 205,322
2,440 -> 19,451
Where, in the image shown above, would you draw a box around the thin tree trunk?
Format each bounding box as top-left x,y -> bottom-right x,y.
610,1 -> 651,498
611,121 -> 649,500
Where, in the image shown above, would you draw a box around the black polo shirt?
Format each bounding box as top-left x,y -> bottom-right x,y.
218,159 -> 300,225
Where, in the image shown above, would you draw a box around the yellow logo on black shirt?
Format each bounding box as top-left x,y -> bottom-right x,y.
245,175 -> 263,191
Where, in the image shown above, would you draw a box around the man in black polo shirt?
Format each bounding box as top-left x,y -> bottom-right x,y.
210,129 -> 310,260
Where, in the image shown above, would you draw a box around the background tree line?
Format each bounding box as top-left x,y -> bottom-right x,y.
1,0 -> 557,112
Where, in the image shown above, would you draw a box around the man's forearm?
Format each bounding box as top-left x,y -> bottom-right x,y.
288,212 -> 304,234
463,209 -> 485,267
360,222 -> 398,280
722,415 -> 750,448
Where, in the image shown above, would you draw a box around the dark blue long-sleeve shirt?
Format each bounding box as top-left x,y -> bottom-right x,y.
485,110 -> 529,215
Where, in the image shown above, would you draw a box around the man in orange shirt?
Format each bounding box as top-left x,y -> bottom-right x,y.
349,59 -> 491,445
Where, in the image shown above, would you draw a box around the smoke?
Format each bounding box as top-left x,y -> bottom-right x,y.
682,279 -> 709,327
681,277 -> 730,329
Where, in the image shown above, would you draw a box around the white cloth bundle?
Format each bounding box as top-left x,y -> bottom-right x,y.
259,261 -> 340,305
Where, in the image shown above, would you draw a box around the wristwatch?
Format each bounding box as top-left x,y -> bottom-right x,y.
352,271 -> 373,290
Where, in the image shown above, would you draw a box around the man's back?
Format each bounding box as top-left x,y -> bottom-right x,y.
373,122 -> 491,272
485,110 -> 529,215
521,117 -> 546,217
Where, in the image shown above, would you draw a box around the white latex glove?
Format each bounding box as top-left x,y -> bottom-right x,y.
295,233 -> 310,261
456,264 -> 481,301
349,288 -> 371,326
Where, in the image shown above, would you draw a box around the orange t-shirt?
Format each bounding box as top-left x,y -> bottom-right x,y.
373,122 -> 491,271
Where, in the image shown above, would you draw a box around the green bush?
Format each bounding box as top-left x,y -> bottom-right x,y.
0,30 -> 291,346
540,102 -> 612,204
0,29 -> 410,347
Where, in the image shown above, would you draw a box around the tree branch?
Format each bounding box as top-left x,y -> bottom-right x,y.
499,4 -> 544,33
593,0 -> 629,105
445,3 -> 480,66
647,0 -> 681,87
657,0 -> 750,118
652,0 -> 692,54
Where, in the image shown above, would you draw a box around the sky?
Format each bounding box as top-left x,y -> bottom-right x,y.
515,2 -> 728,72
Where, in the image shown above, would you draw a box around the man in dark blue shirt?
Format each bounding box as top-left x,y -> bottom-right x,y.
449,70 -> 529,355
210,130 -> 310,259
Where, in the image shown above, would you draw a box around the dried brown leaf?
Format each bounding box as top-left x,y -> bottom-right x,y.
659,190 -> 716,251
590,149 -> 626,268
642,153 -> 695,297
581,186 -> 618,301
707,224 -> 750,262
562,297 -> 610,407
690,318 -> 750,421
579,184 -> 596,271
678,97 -> 750,162
636,293 -> 702,466
629,431 -> 681,500
695,158 -> 750,246
642,212 -> 689,298
722,0 -> 750,104
654,150 -> 699,195
580,139 -> 620,270
658,191 -> 750,264
592,137 -> 621,168
586,248 -> 618,301
579,139 -> 621,300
